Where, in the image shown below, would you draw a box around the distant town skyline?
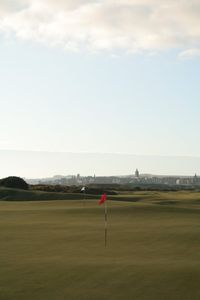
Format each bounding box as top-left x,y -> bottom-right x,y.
25,171 -> 200,187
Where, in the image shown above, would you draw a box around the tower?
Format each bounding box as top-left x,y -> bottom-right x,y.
135,169 -> 139,178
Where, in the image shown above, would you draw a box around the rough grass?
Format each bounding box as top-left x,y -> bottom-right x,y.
0,187 -> 97,201
1,193 -> 200,299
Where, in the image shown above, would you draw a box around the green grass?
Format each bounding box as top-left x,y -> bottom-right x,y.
1,193 -> 200,299
0,187 -> 97,201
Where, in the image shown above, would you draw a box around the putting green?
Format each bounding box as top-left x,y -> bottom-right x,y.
0,198 -> 200,300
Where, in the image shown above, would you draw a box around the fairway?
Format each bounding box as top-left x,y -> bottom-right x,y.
1,196 -> 200,300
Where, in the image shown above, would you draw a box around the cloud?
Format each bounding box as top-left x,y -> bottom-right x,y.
0,0 -> 200,54
179,48 -> 200,59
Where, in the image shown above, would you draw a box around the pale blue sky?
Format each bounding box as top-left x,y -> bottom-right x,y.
1,150 -> 200,178
1,39 -> 200,156
0,0 -> 200,177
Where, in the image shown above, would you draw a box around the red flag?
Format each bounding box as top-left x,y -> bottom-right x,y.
99,193 -> 107,205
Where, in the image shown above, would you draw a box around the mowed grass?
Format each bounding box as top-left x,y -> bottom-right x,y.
1,194 -> 200,300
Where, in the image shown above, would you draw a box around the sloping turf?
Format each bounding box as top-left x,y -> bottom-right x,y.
0,196 -> 200,300
0,187 -> 97,201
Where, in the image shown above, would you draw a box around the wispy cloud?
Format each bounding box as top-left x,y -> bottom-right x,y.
179,48 -> 200,59
1,0 -> 200,55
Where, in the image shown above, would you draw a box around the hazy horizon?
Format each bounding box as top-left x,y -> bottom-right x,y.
1,149 -> 200,179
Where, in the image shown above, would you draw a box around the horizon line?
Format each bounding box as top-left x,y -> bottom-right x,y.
1,149 -> 200,159
24,173 -> 199,180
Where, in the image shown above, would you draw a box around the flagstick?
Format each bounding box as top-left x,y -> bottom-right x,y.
83,189 -> 85,207
104,200 -> 108,248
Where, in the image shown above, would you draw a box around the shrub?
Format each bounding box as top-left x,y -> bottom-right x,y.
0,176 -> 29,190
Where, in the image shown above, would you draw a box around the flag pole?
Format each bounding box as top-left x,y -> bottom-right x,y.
104,200 -> 108,248
99,193 -> 108,248
81,187 -> 86,207
83,188 -> 85,207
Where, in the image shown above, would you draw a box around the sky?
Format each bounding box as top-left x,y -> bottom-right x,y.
0,0 -> 200,177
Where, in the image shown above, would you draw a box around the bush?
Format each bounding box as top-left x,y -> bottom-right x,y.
0,176 -> 29,190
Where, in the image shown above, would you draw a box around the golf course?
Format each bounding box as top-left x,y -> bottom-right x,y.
1,191 -> 200,300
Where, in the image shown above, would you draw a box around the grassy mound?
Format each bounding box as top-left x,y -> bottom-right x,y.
0,187 -> 97,201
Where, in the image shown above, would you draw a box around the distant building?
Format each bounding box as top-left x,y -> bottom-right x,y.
135,169 -> 139,178
193,174 -> 198,184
